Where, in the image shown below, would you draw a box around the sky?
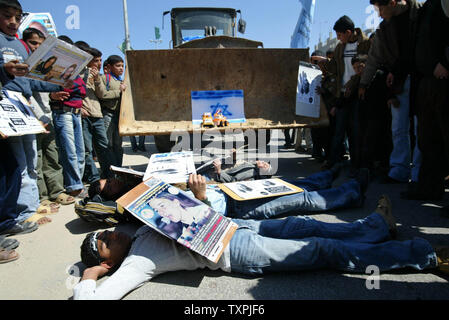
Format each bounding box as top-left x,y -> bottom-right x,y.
19,0 -> 381,60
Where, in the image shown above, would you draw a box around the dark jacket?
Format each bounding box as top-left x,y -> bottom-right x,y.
329,28 -> 371,98
414,0 -> 449,77
360,0 -> 422,94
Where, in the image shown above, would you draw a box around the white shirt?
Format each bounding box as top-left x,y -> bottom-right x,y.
342,41 -> 358,89
73,225 -> 231,300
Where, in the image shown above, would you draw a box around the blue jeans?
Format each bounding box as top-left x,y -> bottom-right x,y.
230,213 -> 437,275
0,140 -> 21,232
8,134 -> 40,223
103,111 -> 123,167
82,117 -> 113,183
228,170 -> 361,219
329,98 -> 360,167
389,76 -> 421,182
52,111 -> 85,192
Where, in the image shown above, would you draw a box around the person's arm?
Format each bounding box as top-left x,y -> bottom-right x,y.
73,258 -> 151,300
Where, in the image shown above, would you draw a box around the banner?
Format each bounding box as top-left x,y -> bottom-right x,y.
290,0 -> 316,49
18,12 -> 58,39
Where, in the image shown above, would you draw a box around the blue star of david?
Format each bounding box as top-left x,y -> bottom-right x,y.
210,103 -> 232,117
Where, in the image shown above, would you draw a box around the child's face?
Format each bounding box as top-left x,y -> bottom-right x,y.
88,56 -> 102,71
0,7 -> 22,36
110,62 -> 124,77
25,34 -> 44,52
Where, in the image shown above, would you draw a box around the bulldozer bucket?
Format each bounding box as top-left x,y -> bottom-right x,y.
119,48 -> 328,137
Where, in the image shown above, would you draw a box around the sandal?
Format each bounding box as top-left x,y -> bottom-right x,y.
25,214 -> 52,225
40,200 -> 60,209
0,249 -> 19,264
55,192 -> 76,205
0,236 -> 19,251
0,221 -> 38,237
37,204 -> 59,215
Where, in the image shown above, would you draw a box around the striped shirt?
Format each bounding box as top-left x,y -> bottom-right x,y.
62,76 -> 87,109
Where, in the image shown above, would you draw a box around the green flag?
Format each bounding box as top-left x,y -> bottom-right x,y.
155,27 -> 161,40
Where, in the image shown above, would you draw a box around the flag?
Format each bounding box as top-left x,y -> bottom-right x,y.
119,40 -> 133,54
155,27 -> 161,40
291,0 -> 316,49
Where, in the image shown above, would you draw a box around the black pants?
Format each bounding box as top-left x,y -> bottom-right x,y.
415,76 -> 449,197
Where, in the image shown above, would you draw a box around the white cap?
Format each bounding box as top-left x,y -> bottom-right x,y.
443,0 -> 449,18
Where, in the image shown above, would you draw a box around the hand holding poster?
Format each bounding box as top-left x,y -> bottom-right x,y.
117,177 -> 238,263
24,36 -> 92,86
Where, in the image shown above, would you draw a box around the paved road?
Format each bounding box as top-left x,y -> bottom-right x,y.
1,131 -> 449,300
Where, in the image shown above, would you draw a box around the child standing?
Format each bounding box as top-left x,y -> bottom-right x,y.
95,55 -> 126,167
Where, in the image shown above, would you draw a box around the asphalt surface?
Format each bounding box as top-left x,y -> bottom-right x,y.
1,131 -> 449,301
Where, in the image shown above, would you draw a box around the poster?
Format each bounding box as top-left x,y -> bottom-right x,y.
0,91 -> 46,137
296,64 -> 322,118
117,177 -> 238,263
191,90 -> 246,127
144,151 -> 196,184
218,178 -> 304,201
18,12 -> 58,38
25,36 -> 92,85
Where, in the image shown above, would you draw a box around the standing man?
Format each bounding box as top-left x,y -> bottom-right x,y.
80,47 -> 114,183
359,0 -> 423,186
327,16 -> 371,174
402,0 -> 449,200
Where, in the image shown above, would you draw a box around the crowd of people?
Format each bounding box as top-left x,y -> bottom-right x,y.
292,0 -> 449,204
0,0 -> 448,300
0,0 -> 131,262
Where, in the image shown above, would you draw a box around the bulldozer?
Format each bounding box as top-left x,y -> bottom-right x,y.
118,7 -> 328,152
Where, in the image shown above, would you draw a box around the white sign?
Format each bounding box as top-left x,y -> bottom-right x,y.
296,64 -> 322,118
144,151 -> 197,184
0,91 -> 46,137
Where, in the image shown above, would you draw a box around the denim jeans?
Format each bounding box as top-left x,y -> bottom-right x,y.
52,110 -> 85,192
227,170 -> 361,220
389,76 -> 421,182
8,134 -> 40,223
82,117 -> 113,183
329,98 -> 360,167
230,213 -> 437,275
103,111 -> 123,167
0,140 -> 21,232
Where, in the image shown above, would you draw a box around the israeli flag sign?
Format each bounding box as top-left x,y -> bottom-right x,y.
191,90 -> 246,125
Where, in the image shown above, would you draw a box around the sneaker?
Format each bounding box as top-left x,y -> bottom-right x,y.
434,246 -> 449,274
374,195 -> 396,238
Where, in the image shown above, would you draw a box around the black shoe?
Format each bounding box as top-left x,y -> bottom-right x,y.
380,175 -> 405,184
355,168 -> 370,196
137,145 -> 146,152
131,146 -> 138,152
374,195 -> 396,238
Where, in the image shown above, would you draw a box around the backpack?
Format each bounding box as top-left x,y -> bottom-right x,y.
74,195 -> 130,226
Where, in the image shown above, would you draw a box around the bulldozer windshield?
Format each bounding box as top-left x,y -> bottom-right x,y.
173,10 -> 235,46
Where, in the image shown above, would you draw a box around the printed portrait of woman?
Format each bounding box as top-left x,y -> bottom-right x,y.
36,56 -> 57,75
59,63 -> 77,81
148,190 -> 212,241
